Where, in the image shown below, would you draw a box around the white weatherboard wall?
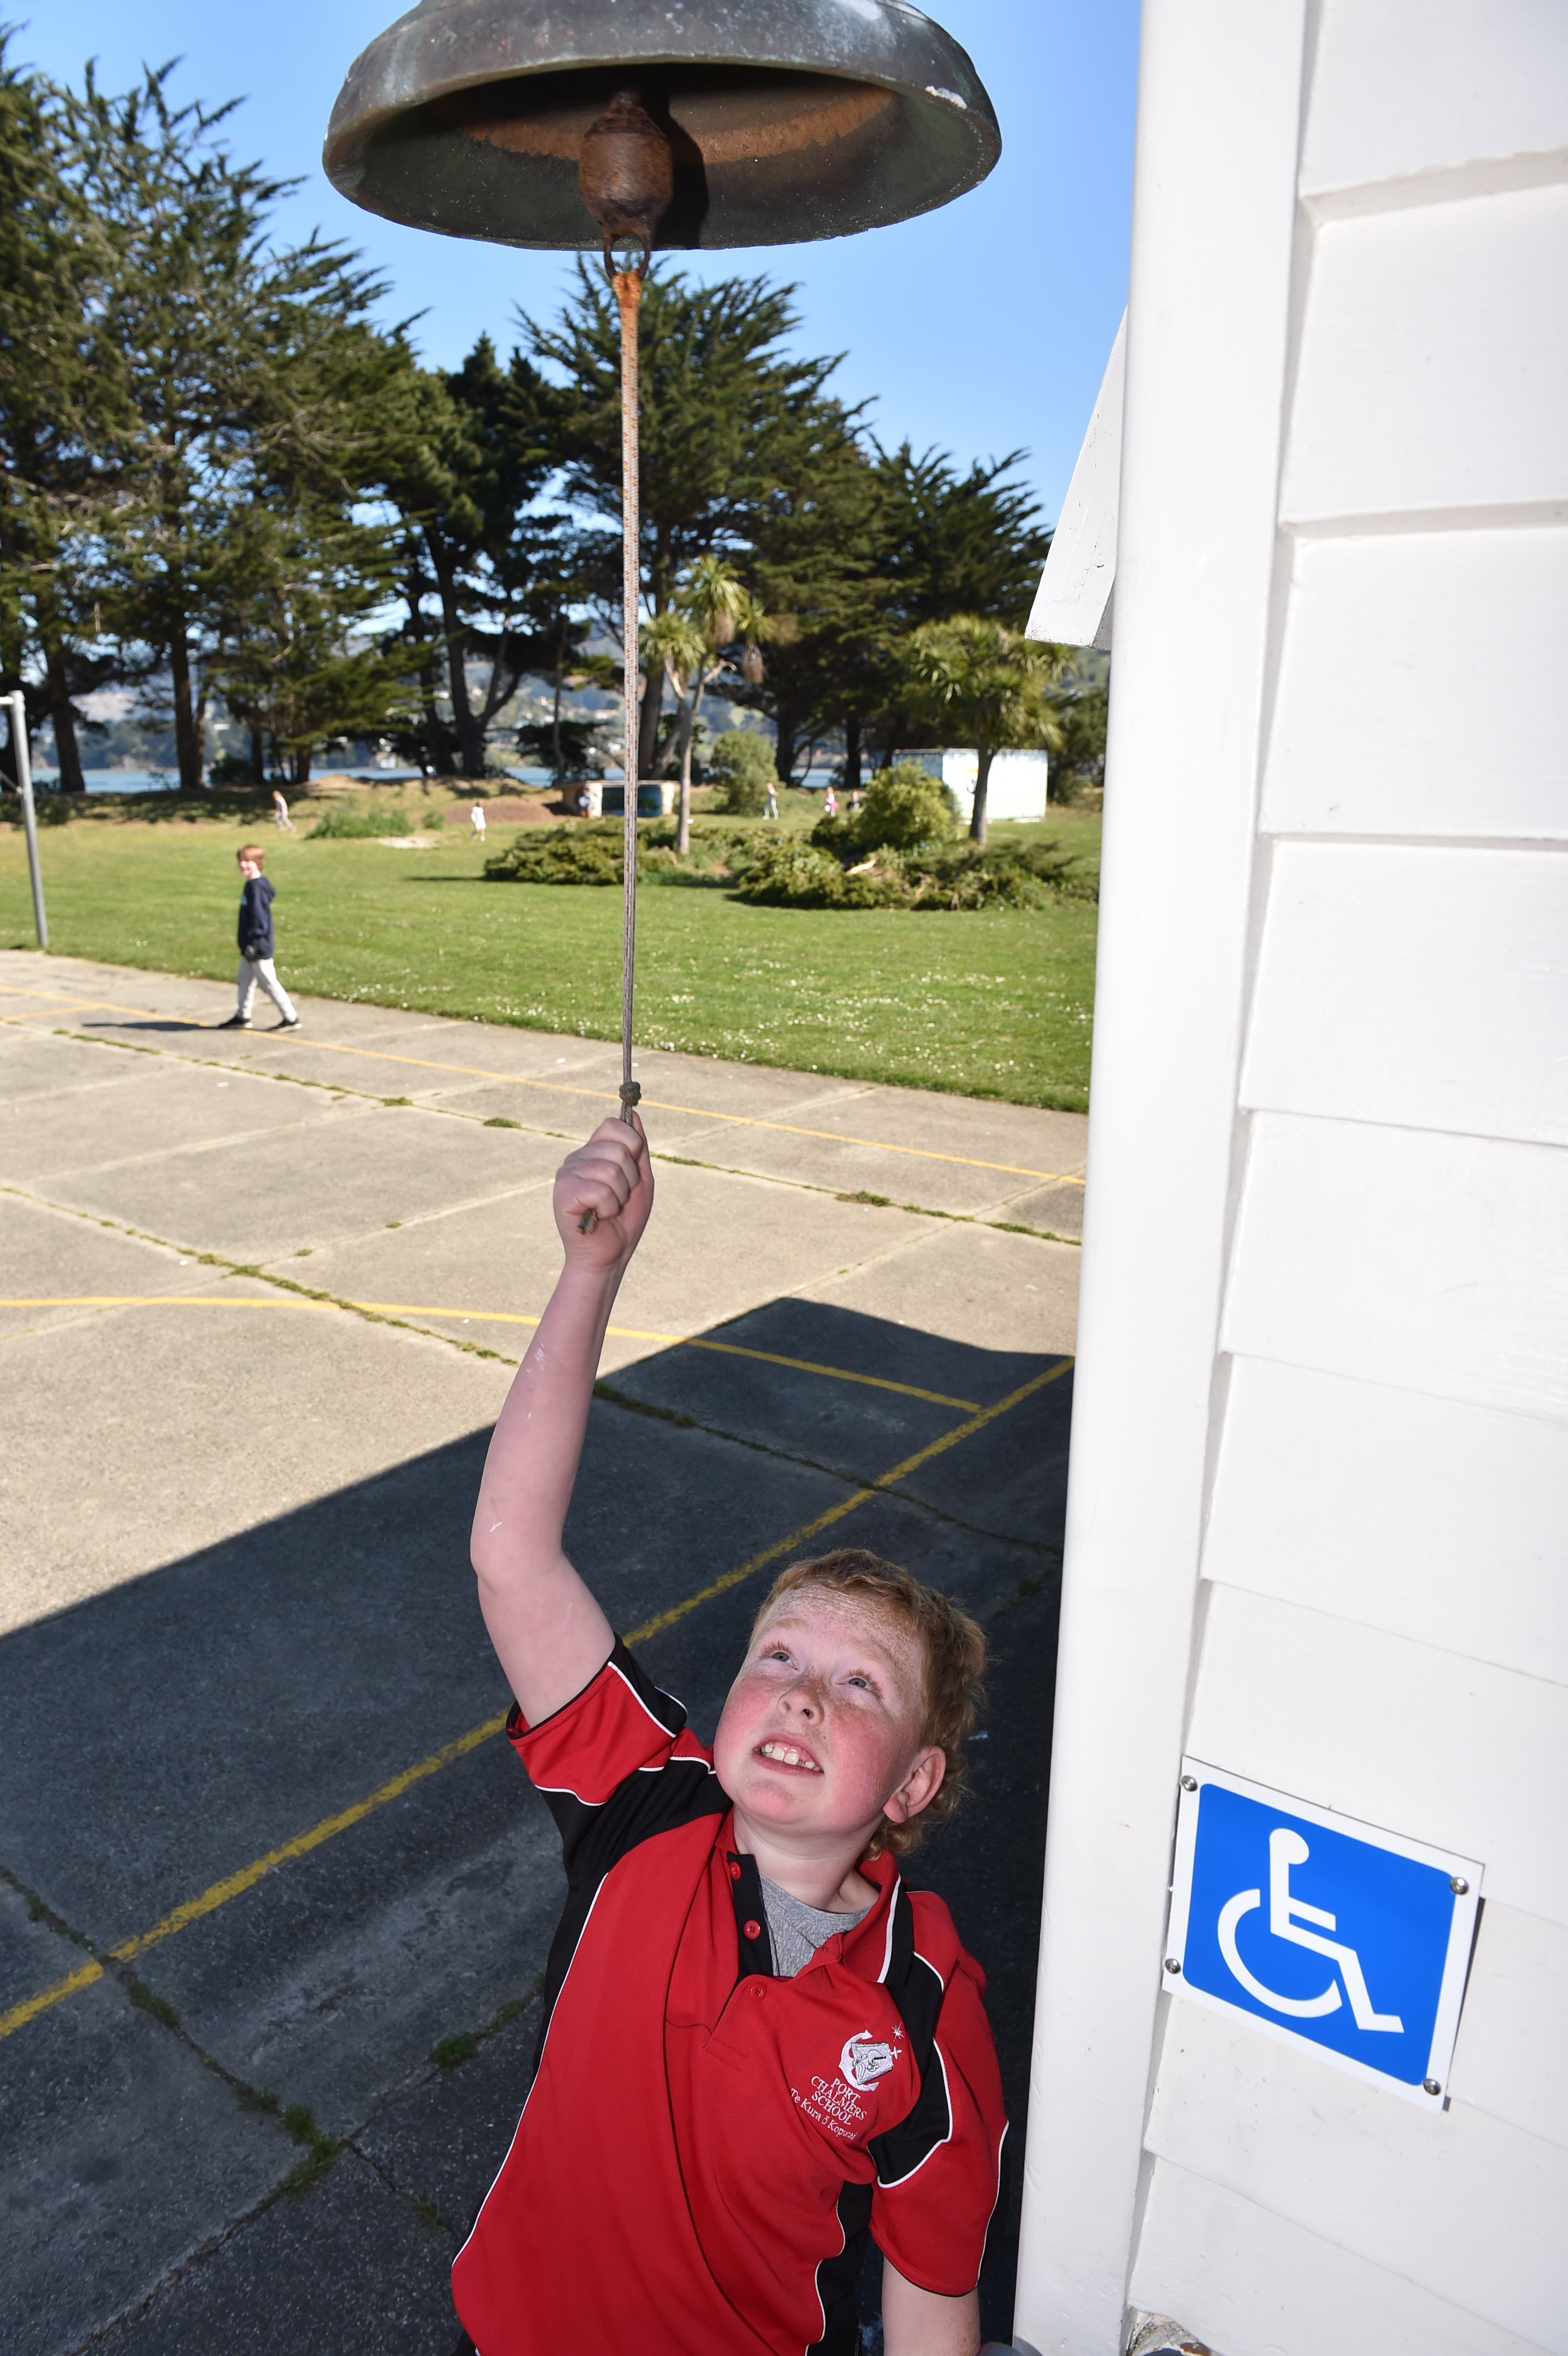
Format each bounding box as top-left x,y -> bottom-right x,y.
1014,7 -> 1568,2356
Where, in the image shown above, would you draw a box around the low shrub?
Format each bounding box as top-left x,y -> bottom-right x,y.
483,828 -> 623,885
855,761 -> 960,850
708,731 -> 777,815
810,761 -> 959,861
735,835 -> 1096,912
307,802 -> 416,839
484,817 -> 775,889
732,839 -> 851,907
902,840 -> 1097,909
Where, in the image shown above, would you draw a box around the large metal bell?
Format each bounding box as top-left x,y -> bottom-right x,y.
323,0 -> 1000,252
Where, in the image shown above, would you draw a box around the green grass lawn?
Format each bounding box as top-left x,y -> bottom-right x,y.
0,799 -> 1100,1109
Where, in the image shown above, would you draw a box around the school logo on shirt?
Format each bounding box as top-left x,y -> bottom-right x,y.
839,2030 -> 900,2091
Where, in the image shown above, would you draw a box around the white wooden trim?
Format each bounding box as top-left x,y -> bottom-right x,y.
1012,6 -> 1310,2350
1026,316 -> 1125,651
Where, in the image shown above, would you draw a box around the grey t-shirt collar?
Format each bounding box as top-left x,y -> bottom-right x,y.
759,1872 -> 871,1978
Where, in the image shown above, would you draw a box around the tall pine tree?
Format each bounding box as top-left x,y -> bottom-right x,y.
0,42 -> 129,789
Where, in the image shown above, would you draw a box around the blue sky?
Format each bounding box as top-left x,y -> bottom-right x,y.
22,1 -> 1139,525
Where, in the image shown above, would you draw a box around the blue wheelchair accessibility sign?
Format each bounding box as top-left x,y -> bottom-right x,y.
1165,1763 -> 1482,2108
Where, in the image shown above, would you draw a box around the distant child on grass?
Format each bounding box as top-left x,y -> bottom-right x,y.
216,846 -> 299,1031
452,1118 -> 1007,2356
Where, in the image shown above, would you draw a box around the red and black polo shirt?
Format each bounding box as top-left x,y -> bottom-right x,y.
452,1643 -> 1007,2356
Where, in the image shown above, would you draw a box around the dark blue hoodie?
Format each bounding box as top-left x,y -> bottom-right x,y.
238,873 -> 276,959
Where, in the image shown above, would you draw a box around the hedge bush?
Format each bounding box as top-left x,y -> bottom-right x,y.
735,835 -> 1095,912
307,802 -> 416,839
707,731 -> 777,814
483,827 -> 624,884
856,761 -> 960,850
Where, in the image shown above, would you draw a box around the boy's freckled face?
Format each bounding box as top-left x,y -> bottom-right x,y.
713,1592 -> 933,1843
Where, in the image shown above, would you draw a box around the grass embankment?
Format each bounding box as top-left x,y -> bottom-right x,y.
0,796 -> 1100,1109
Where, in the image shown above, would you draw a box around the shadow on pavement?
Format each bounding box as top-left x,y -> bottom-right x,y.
77,1018 -> 223,1035
0,1302 -> 1070,2355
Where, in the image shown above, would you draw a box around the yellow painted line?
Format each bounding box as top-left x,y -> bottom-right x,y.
0,987 -> 1085,1187
0,1718 -> 505,2041
111,1715 -> 505,1964
0,1354 -> 1070,2044
0,1958 -> 106,2037
679,1339 -> 979,1414
630,1356 -> 1074,1644
298,1036 -> 1087,1187
0,1297 -> 979,1409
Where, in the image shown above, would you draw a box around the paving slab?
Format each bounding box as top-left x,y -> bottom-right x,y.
887,1363 -> 1075,1547
0,1053 -> 339,1186
209,1033 -> 605,1101
0,1886 -> 295,2356
144,1744 -> 564,2137
0,1286 -> 510,1634
993,1176 -> 1087,1240
839,1081 -> 1086,1170
657,1107 -> 1068,1216
685,1291 -> 1047,1409
355,2002 -> 542,2245
0,1429 -> 509,1943
98,2151 -> 459,2356
0,1027 -> 169,1106
0,1869 -> 91,2018
798,1215 -> 1082,1361
36,1098 -> 545,1262
295,1154 -> 932,1375
0,1192 -> 221,1342
610,1318 -> 984,1486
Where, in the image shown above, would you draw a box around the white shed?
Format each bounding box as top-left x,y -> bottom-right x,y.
1016,7 -> 1568,2356
895,747 -> 1051,824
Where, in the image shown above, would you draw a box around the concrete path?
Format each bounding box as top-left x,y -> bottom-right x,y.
0,951 -> 1084,2355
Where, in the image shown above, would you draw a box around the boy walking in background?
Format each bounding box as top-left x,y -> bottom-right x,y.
452,1119 -> 1008,2356
217,846 -> 299,1031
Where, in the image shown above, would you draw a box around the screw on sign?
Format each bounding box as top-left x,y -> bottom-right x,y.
322,1 -> 1000,1202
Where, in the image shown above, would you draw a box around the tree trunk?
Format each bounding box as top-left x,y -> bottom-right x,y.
429,535 -> 484,777
773,711 -> 798,785
551,615 -> 566,784
249,722 -> 266,784
675,691 -> 696,857
970,742 -> 994,845
169,624 -> 204,793
843,716 -> 861,798
33,581 -> 86,790
446,626 -> 484,777
418,657 -> 455,777
675,665 -> 713,857
292,743 -> 313,786
637,660 -> 661,785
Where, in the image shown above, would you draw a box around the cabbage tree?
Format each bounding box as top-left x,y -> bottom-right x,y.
906,617 -> 1067,845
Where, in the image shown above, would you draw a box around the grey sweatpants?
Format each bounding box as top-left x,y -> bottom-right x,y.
235,954 -> 297,1024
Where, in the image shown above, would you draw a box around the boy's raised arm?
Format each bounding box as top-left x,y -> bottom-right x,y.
470,1117 -> 653,1726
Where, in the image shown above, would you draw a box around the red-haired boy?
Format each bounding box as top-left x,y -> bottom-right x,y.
454,1119 -> 1008,2356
